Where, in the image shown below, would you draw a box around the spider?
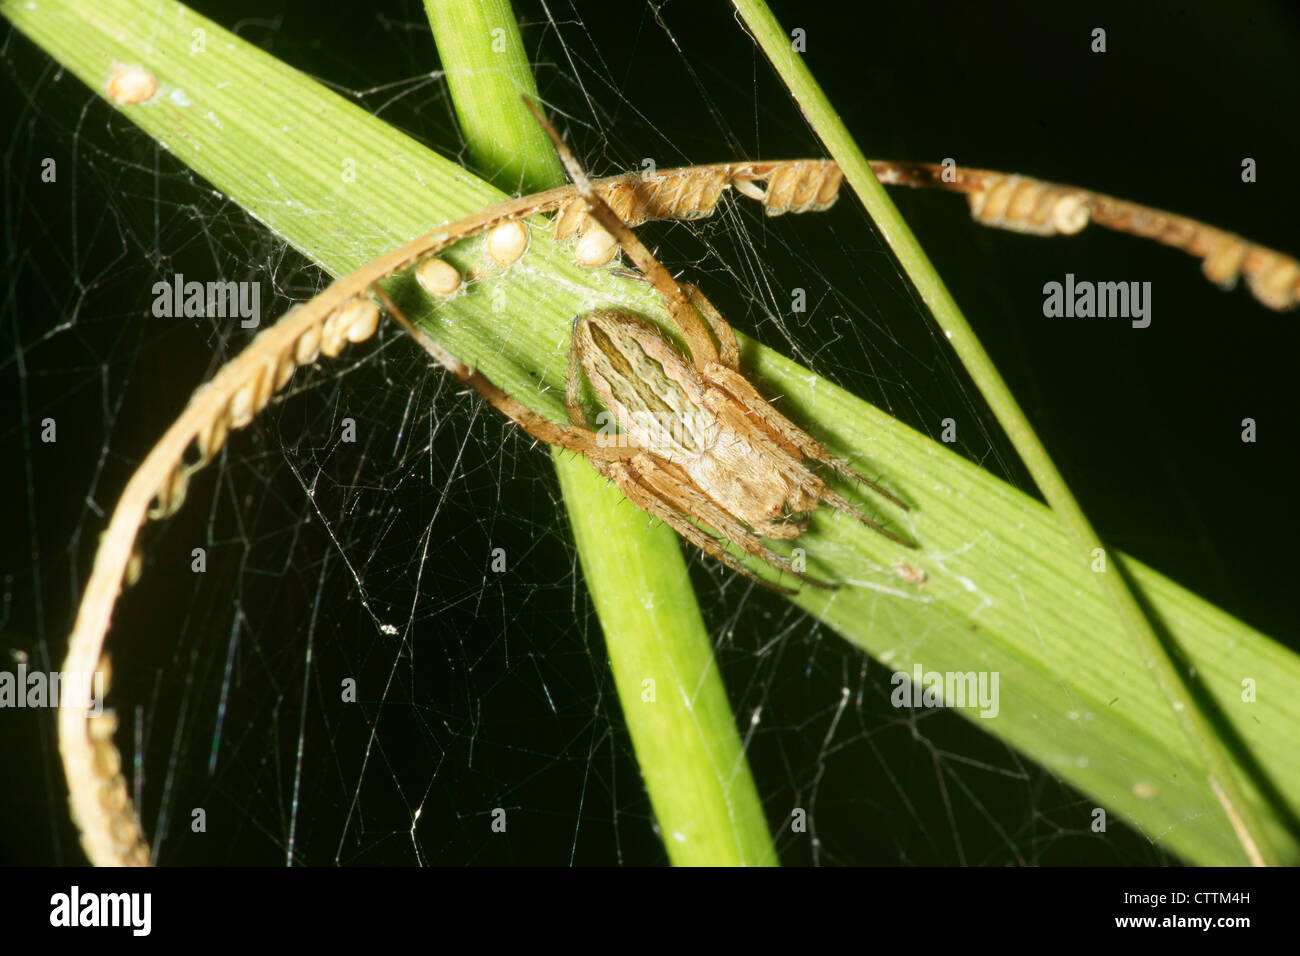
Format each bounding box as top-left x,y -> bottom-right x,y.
382,100 -> 915,595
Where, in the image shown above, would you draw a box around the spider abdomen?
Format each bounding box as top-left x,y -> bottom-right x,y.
685,450 -> 813,539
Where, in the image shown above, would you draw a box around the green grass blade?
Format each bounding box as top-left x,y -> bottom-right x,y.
424,0 -> 775,866
425,0 -> 563,193
7,0 -> 1299,865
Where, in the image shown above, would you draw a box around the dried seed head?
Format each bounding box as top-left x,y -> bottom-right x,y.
107,806 -> 141,848
574,224 -> 617,267
320,306 -> 350,358
294,323 -> 322,364
755,161 -> 841,215
970,177 -> 1015,225
227,382 -> 254,425
197,411 -> 229,464
99,776 -> 128,813
93,734 -> 122,778
124,548 -> 143,588
553,197 -> 588,239
232,358 -> 276,424
416,257 -> 462,297
487,221 -> 529,267
98,654 -> 113,694
1202,237 -> 1247,288
1051,193 -> 1092,234
732,178 -> 767,203
341,297 -> 381,342
148,463 -> 190,520
274,351 -> 296,390
88,711 -> 118,741
969,175 -> 1092,236
1006,180 -> 1039,222
1246,254 -> 1300,310
107,68 -> 157,105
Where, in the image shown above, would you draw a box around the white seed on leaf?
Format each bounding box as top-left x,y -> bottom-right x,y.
107,68 -> 157,105
416,257 -> 462,297
487,220 -> 529,267
574,224 -> 617,267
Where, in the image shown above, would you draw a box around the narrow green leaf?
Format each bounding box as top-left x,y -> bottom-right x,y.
425,0 -> 775,866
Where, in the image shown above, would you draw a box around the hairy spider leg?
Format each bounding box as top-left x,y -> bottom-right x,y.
524,97 -> 723,370
376,286 -> 641,463
704,363 -> 911,512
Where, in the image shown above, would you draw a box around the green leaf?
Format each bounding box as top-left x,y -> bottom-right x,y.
425,0 -> 775,866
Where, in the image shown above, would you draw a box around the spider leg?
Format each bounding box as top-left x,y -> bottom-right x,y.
681,283 -> 740,370
603,458 -> 795,594
565,320 -> 593,430
803,479 -> 914,548
623,454 -> 836,591
704,361 -> 911,511
695,374 -> 914,548
524,98 -> 721,368
376,286 -> 636,463
597,271 -> 739,371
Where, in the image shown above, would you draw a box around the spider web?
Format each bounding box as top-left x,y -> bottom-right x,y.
3,0 -> 1299,866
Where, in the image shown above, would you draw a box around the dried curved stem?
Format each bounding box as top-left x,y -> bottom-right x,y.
870,160 -> 1300,310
